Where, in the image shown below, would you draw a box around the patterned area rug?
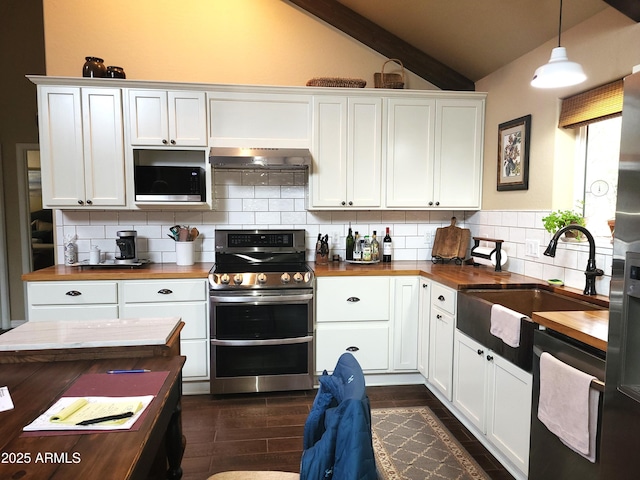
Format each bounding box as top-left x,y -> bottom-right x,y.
372,407 -> 490,480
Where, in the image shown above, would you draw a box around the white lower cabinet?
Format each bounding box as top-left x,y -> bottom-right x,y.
27,281 -> 119,321
453,329 -> 532,475
121,279 -> 209,382
315,276 -> 391,372
417,278 -> 431,377
428,282 -> 456,401
26,278 -> 210,391
392,276 -> 419,371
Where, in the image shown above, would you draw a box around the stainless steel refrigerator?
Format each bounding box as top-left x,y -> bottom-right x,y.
600,70 -> 640,477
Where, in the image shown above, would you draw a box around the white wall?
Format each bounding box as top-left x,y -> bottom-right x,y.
42,0 -> 435,91
477,8 -> 640,211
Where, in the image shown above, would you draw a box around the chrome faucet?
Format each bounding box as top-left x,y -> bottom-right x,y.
543,225 -> 604,295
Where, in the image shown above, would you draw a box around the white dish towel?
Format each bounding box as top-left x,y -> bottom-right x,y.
489,304 -> 523,348
538,352 -> 599,463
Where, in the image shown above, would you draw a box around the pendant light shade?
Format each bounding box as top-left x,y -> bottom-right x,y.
531,0 -> 586,89
531,47 -> 586,88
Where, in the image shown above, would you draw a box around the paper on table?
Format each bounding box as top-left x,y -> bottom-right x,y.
23,396 -> 154,431
0,386 -> 14,412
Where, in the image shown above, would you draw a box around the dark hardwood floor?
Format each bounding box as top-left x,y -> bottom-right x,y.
181,384 -> 515,480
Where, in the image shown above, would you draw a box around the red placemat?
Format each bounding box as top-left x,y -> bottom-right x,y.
22,371 -> 169,436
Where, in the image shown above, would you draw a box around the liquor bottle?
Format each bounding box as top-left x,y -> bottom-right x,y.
382,227 -> 392,263
362,236 -> 372,261
346,227 -> 354,261
353,231 -> 362,261
371,231 -> 380,262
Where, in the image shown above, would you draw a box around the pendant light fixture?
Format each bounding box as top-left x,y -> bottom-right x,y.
531,0 -> 586,88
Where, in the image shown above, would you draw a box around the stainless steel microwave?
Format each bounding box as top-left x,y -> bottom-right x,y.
134,165 -> 206,202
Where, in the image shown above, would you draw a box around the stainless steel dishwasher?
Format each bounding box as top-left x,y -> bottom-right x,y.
529,328 -> 605,480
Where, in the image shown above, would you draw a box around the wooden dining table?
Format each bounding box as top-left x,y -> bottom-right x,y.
0,355 -> 186,479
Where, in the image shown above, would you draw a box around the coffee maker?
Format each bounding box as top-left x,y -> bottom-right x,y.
115,230 -> 138,264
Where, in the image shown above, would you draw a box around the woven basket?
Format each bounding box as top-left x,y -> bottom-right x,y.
374,59 -> 405,89
306,77 -> 366,88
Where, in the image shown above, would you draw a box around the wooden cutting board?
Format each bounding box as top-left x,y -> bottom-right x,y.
432,217 -> 471,260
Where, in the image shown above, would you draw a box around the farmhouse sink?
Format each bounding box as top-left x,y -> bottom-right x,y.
457,288 -> 605,371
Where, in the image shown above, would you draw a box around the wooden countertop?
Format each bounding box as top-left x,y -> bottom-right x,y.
22,262 -> 213,281
23,260 -> 610,351
532,310 -> 609,352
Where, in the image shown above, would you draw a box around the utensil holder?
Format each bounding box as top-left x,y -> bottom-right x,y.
176,241 -> 194,266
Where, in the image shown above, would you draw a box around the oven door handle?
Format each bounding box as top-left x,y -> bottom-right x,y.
210,293 -> 314,304
211,336 -> 314,347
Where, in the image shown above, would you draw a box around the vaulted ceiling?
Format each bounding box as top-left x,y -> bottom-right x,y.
287,0 -> 640,91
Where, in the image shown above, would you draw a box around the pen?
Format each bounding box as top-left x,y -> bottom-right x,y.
106,369 -> 151,374
76,411 -> 134,426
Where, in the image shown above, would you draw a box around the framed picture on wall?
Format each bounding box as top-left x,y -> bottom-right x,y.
497,114 -> 531,191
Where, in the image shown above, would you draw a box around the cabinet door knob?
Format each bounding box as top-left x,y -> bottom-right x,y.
438,295 -> 445,301
348,201 -> 353,206
86,199 -> 92,205
77,200 -> 84,205
158,288 -> 173,295
428,201 -> 433,206
170,139 -> 176,145
346,346 -> 359,352
346,296 -> 360,302
436,314 -> 442,319
477,349 -> 484,355
422,283 -> 429,288
435,201 -> 440,206
341,201 -> 346,206
162,139 -> 168,144
65,290 -> 82,296
486,355 -> 494,362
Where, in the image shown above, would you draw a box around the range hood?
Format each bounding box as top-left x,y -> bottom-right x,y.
209,147 -> 312,169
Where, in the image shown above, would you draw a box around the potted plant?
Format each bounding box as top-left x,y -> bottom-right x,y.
542,209 -> 586,240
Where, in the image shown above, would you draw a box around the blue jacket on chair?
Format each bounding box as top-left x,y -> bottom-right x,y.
300,353 -> 377,480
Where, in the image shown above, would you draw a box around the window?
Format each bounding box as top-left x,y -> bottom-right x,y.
574,117 -> 621,237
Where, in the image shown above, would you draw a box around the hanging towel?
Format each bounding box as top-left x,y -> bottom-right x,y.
490,304 -> 523,348
538,352 -> 599,463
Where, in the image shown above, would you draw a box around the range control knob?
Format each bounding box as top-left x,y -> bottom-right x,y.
257,273 -> 268,284
281,272 -> 291,283
233,274 -> 243,285
293,272 -> 304,283
304,272 -> 312,283
220,274 -> 230,285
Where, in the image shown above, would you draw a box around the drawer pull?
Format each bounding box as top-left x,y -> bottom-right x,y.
346,297 -> 360,303
477,349 -> 484,355
437,295 -> 445,301
158,289 -> 173,295
65,290 -> 82,297
346,346 -> 359,352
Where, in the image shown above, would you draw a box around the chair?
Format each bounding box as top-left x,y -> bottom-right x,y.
207,352 -> 377,480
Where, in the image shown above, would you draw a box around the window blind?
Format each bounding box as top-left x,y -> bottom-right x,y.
558,79 -> 624,129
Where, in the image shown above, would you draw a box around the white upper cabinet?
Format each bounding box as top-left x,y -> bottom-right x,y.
128,90 -> 207,146
310,96 -> 382,208
434,99 -> 484,209
386,97 -> 484,209
37,86 -> 126,208
208,92 -> 311,148
385,98 -> 436,208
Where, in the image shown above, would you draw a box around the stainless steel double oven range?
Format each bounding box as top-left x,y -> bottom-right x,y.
208,229 -> 314,394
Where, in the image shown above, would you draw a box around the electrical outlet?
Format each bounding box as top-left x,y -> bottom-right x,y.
525,239 -> 540,258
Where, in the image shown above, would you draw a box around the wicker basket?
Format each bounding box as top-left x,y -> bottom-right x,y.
374,59 -> 405,89
306,77 -> 366,88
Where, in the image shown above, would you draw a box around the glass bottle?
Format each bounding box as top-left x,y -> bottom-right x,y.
362,236 -> 372,261
346,227 -> 354,261
371,231 -> 380,262
383,227 -> 392,263
353,231 -> 362,261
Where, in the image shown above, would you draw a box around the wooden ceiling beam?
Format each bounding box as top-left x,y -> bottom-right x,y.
286,0 -> 475,91
604,0 -> 640,22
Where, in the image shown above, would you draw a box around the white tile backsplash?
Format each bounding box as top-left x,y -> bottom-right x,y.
54,170 -> 613,296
